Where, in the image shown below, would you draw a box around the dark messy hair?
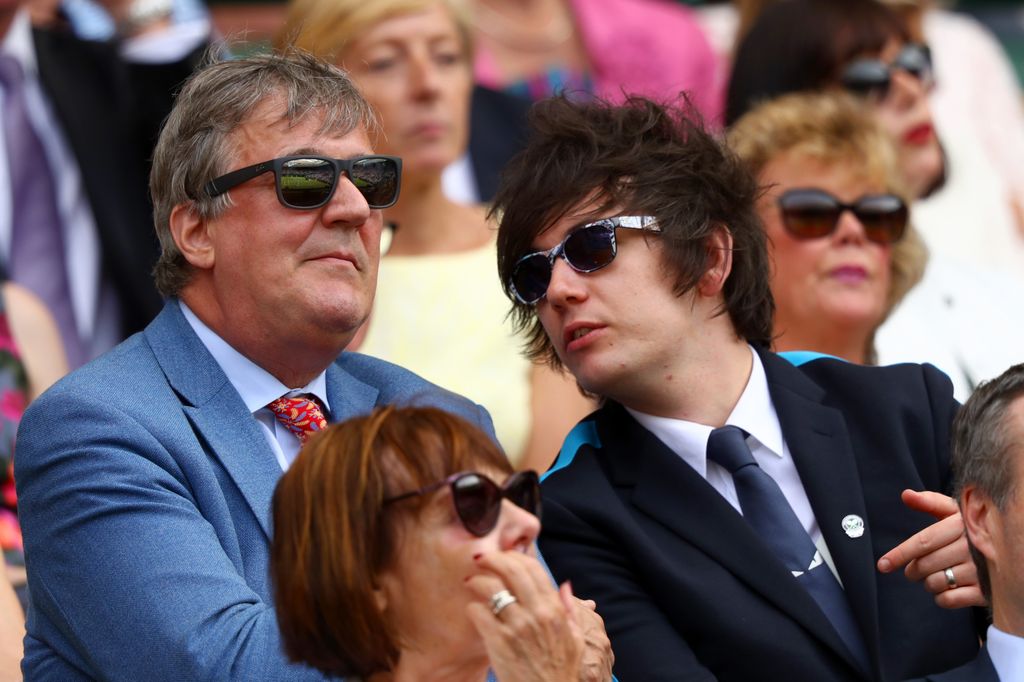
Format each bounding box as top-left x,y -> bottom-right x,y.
493,94 -> 773,369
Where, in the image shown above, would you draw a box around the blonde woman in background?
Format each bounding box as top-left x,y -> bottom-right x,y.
730,91 -> 1023,398
729,91 -> 926,366
276,0 -> 592,470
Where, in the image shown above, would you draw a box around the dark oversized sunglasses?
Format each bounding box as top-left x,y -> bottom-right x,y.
840,43 -> 933,100
509,215 -> 660,305
204,155 -> 402,210
384,470 -> 541,537
778,188 -> 908,244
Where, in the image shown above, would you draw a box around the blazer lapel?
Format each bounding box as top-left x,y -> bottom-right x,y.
600,403 -> 859,668
324,360 -> 380,423
762,350 -> 882,675
146,302 -> 283,539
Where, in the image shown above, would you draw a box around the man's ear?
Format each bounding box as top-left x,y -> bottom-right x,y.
697,225 -> 734,298
961,485 -> 999,564
170,203 -> 215,270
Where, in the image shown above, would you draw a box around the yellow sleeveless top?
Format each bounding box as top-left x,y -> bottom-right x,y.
360,238 -> 532,463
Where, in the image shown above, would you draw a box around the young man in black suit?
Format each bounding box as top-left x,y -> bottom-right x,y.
493,95 -> 985,681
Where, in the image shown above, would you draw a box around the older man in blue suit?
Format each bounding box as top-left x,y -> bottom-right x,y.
13,53 -> 496,680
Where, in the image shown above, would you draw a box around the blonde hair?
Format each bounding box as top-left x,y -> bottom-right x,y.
727,91 -> 928,363
275,0 -> 473,64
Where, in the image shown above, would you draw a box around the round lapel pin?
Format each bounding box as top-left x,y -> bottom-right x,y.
841,514 -> 865,538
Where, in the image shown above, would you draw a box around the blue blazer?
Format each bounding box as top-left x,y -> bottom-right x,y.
539,348 -> 982,681
15,301 -> 494,680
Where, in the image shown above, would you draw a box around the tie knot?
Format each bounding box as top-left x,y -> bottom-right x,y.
706,425 -> 755,474
0,56 -> 24,90
267,394 -> 328,445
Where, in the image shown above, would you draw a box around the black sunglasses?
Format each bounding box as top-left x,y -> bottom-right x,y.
384,470 -> 541,537
204,155 -> 402,210
509,215 -> 660,305
841,43 -> 933,100
778,188 -> 908,244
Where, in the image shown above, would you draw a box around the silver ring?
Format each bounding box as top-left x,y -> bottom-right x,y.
489,589 -> 517,617
944,567 -> 957,589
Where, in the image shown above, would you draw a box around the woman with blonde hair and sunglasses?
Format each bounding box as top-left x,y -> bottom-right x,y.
276,0 -> 591,472
729,90 -> 1022,397
270,405 -> 612,681
729,91 -> 925,366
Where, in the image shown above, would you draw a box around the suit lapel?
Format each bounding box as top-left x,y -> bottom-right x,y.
599,403 -> 859,668
146,303 -> 285,539
761,350 -> 882,674
184,394 -> 283,539
324,360 -> 380,424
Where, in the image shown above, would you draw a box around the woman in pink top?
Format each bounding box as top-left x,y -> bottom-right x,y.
471,0 -> 723,123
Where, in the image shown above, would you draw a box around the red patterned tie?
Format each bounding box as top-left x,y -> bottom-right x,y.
266,395 -> 328,444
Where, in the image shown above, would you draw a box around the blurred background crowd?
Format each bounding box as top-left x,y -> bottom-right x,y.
1,0 -> 1023,676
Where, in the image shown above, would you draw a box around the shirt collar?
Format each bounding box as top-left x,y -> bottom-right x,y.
625,346 -> 784,474
179,301 -> 330,415
3,11 -> 39,80
987,624 -> 1024,682
728,347 -> 785,458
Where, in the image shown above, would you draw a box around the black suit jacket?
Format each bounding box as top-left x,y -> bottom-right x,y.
908,647 -> 999,681
539,349 -> 981,681
32,27 -> 200,338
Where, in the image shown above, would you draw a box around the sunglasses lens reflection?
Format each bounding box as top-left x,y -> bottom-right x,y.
279,157 -> 400,209
280,159 -> 335,207
780,192 -> 843,239
507,471 -> 542,520
512,253 -> 554,305
453,474 -> 501,537
351,157 -> 400,208
841,61 -> 891,98
856,195 -> 908,243
564,224 -> 617,272
894,45 -> 932,83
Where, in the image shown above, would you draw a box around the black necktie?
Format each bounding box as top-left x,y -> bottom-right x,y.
707,426 -> 870,674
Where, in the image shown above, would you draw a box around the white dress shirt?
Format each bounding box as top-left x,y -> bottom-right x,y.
626,346 -> 841,580
180,302 -> 331,470
987,625 -> 1023,682
1,10 -> 116,355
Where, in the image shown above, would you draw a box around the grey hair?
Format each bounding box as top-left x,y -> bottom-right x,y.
952,363 -> 1024,601
149,48 -> 377,297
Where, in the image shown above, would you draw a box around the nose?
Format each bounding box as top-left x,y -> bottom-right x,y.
495,498 -> 541,551
544,256 -> 588,309
409,53 -> 442,100
885,68 -> 926,111
322,173 -> 373,227
833,208 -> 869,245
